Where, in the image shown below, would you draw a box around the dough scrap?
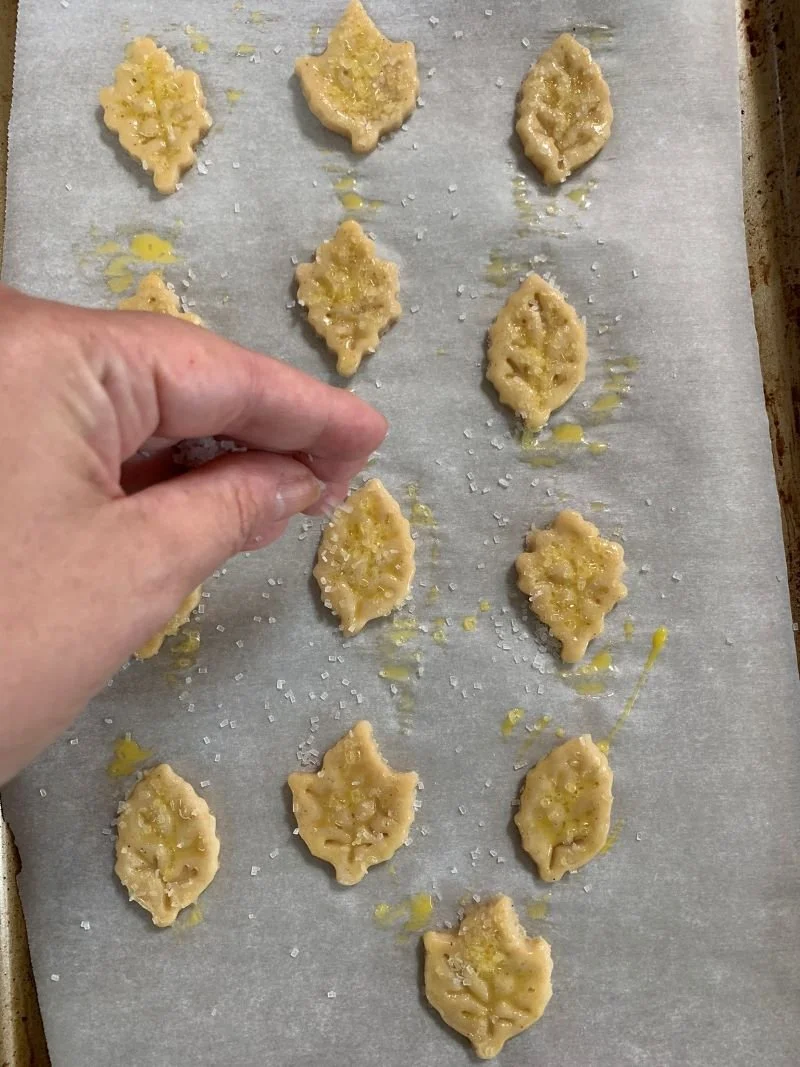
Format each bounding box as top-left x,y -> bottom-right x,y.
135,586 -> 203,660
115,763 -> 219,927
516,33 -> 612,185
423,895 -> 553,1060
314,478 -> 414,634
296,219 -> 401,377
515,734 -> 613,882
288,720 -> 418,885
487,273 -> 587,431
516,509 -> 626,662
118,271 -> 203,325
100,36 -> 212,194
295,0 -> 418,152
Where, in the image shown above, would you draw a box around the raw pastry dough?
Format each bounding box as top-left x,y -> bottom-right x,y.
486,273 -> 587,431
288,720 -> 418,885
100,37 -> 212,194
295,0 -> 418,152
516,510 -> 626,662
515,734 -> 613,882
313,478 -> 415,634
296,219 -> 401,377
423,895 -> 553,1060
115,763 -> 219,927
118,271 -> 203,325
516,33 -> 613,185
135,587 -> 202,660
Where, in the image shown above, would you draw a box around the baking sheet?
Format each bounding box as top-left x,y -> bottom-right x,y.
3,1 -> 800,1064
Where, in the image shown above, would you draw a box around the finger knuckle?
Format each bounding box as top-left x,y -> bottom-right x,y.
225,475 -> 261,551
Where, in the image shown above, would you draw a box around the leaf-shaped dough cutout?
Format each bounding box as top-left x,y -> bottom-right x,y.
295,0 -> 418,152
516,33 -> 612,185
288,720 -> 418,885
135,586 -> 203,660
516,509 -> 626,662
99,37 -> 212,194
296,220 -> 401,377
486,273 -> 587,431
515,734 -> 613,882
314,478 -> 414,634
118,271 -> 204,325
423,895 -> 553,1059
115,763 -> 220,927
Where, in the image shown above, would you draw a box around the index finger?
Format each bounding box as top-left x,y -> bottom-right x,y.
98,307 -> 388,467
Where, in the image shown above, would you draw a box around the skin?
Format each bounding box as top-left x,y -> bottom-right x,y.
0,284 -> 387,784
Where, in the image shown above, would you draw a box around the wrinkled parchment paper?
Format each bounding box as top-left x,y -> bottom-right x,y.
3,2 -> 800,1064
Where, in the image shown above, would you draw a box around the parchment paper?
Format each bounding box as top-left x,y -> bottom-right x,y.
3,2 -> 800,1064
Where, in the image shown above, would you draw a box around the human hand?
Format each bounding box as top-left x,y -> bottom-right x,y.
0,284 -> 387,784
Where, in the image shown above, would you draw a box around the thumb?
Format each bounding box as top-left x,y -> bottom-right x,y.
114,451 -> 322,628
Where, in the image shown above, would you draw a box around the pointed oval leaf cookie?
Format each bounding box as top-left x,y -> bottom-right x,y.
288,720 -> 418,885
115,763 -> 220,926
517,33 -> 612,185
99,37 -> 211,194
295,0 -> 418,152
487,273 -> 587,431
516,509 -> 626,662
296,219 -> 401,376
515,734 -> 613,882
314,478 -> 414,633
423,895 -> 553,1060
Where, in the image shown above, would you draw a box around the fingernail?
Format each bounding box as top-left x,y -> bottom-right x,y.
274,471 -> 323,521
318,487 -> 344,517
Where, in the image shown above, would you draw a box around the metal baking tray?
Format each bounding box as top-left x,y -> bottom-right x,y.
1,1 -> 798,1062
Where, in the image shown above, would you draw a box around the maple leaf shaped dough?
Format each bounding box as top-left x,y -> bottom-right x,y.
295,0 -> 418,152
296,220 -> 401,377
486,273 -> 587,431
118,271 -> 204,326
100,37 -> 211,194
115,764 -> 219,927
517,33 -> 613,185
515,734 -> 613,882
516,509 -> 626,662
423,895 -> 553,1059
288,720 -> 418,885
313,478 -> 415,634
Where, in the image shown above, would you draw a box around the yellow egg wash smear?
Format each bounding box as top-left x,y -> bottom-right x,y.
373,893 -> 434,934
99,232 -> 179,294
550,423 -> 585,445
378,615 -> 420,733
520,422 -> 608,466
332,172 -> 382,214
599,819 -> 624,854
511,173 -> 537,233
564,649 -> 614,695
485,250 -> 530,288
501,707 -> 525,737
599,627 -> 669,753
405,483 -> 436,528
565,180 -> 597,209
180,904 -> 204,928
107,734 -> 152,778
526,895 -> 551,921
590,357 -> 639,416
184,25 -> 211,54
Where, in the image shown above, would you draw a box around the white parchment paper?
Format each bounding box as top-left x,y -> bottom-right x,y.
3,2 -> 800,1064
